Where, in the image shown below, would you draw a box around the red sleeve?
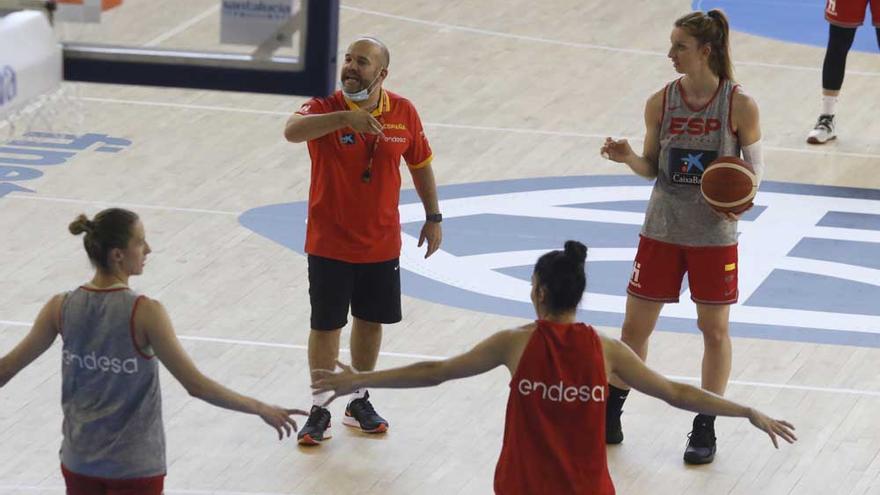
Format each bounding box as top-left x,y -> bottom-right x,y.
403,103 -> 433,169
294,97 -> 329,116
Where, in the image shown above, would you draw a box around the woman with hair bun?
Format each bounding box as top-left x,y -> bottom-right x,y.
0,208 -> 306,494
600,9 -> 765,463
312,241 -> 795,494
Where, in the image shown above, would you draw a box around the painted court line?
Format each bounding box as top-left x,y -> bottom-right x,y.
0,194 -> 240,216
340,5 -> 880,77
80,97 -> 290,116
0,486 -> 298,495
343,5 -> 660,56
78,97 -> 880,161
143,4 -> 220,47
2,319 -> 878,398
179,335 -> 443,361
666,376 -> 880,399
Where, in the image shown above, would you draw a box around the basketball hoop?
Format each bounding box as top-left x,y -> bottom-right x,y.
0,8 -> 83,142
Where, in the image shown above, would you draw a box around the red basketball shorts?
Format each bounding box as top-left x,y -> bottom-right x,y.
825,0 -> 880,27
627,235 -> 738,305
62,464 -> 165,495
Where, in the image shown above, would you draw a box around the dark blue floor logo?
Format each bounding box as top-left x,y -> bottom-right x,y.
240,175 -> 880,348
1,132 -> 132,199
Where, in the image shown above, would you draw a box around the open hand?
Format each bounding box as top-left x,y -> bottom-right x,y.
258,404 -> 308,440
747,408 -> 797,448
600,137 -> 635,163
713,202 -> 753,222
311,360 -> 360,407
346,109 -> 384,135
419,221 -> 442,258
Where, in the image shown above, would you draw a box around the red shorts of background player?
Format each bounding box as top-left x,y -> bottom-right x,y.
627,235 -> 738,305
62,464 -> 165,495
825,0 -> 880,27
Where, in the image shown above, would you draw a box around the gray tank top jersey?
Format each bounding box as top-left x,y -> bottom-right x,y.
642,78 -> 742,246
60,286 -> 165,478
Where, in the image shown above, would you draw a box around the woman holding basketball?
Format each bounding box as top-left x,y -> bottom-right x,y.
312,241 -> 795,494
0,208 -> 305,494
600,9 -> 765,464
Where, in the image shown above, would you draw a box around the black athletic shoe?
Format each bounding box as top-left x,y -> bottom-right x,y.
343,391 -> 389,433
683,415 -> 716,464
606,409 -> 624,445
297,405 -> 332,445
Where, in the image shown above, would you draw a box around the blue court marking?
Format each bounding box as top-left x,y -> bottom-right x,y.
746,269 -> 880,316
789,237 -> 880,270
401,215 -> 641,256
694,0 -> 879,53
495,260 -> 682,298
239,175 -> 880,348
565,200 -> 650,213
819,211 -> 880,231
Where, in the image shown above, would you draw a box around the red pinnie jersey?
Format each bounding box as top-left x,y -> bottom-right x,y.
494,320 -> 615,495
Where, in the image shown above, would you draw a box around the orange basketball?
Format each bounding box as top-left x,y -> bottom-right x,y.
700,156 -> 757,214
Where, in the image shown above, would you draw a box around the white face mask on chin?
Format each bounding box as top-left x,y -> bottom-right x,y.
342,70 -> 383,102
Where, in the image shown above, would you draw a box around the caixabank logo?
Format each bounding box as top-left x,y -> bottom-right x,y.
240,175 -> 880,348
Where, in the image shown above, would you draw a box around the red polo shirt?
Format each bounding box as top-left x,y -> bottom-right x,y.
295,90 -> 433,263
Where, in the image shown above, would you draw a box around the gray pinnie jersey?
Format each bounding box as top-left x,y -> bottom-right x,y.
60,285 -> 165,479
642,78 -> 742,246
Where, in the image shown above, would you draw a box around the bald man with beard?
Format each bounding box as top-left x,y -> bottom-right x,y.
284,37 -> 442,446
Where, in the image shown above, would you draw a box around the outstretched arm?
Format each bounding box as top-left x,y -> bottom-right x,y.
138,298 -> 305,439
312,329 -> 520,405
0,295 -> 63,387
602,336 -> 796,448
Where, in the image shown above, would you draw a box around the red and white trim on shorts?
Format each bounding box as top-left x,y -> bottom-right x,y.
61,463 -> 166,484
626,287 -> 679,304
691,295 -> 738,305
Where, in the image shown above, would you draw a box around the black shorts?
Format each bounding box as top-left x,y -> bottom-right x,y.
308,254 -> 402,331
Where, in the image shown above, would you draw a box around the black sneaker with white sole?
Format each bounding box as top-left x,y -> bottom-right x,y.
343,391 -> 389,433
683,414 -> 717,464
297,405 -> 332,446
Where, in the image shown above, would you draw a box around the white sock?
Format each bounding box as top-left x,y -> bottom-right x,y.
349,388 -> 367,402
821,95 -> 838,116
312,390 -> 332,408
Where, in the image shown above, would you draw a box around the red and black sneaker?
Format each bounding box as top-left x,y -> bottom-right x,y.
297,405 -> 332,446
343,391 -> 389,434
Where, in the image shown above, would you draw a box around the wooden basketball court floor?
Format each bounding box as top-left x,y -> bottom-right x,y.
1,0 -> 879,493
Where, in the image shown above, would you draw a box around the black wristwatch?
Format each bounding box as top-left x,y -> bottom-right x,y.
426,213 -> 443,223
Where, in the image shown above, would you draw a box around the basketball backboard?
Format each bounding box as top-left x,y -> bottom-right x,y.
50,0 -> 339,96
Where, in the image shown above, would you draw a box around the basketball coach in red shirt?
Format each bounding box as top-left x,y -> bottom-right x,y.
284,36 -> 442,445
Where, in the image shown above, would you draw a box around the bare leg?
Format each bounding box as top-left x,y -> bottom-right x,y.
308,328 -> 342,373
350,317 -> 382,372
695,303 -> 732,395
608,295 -> 664,389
